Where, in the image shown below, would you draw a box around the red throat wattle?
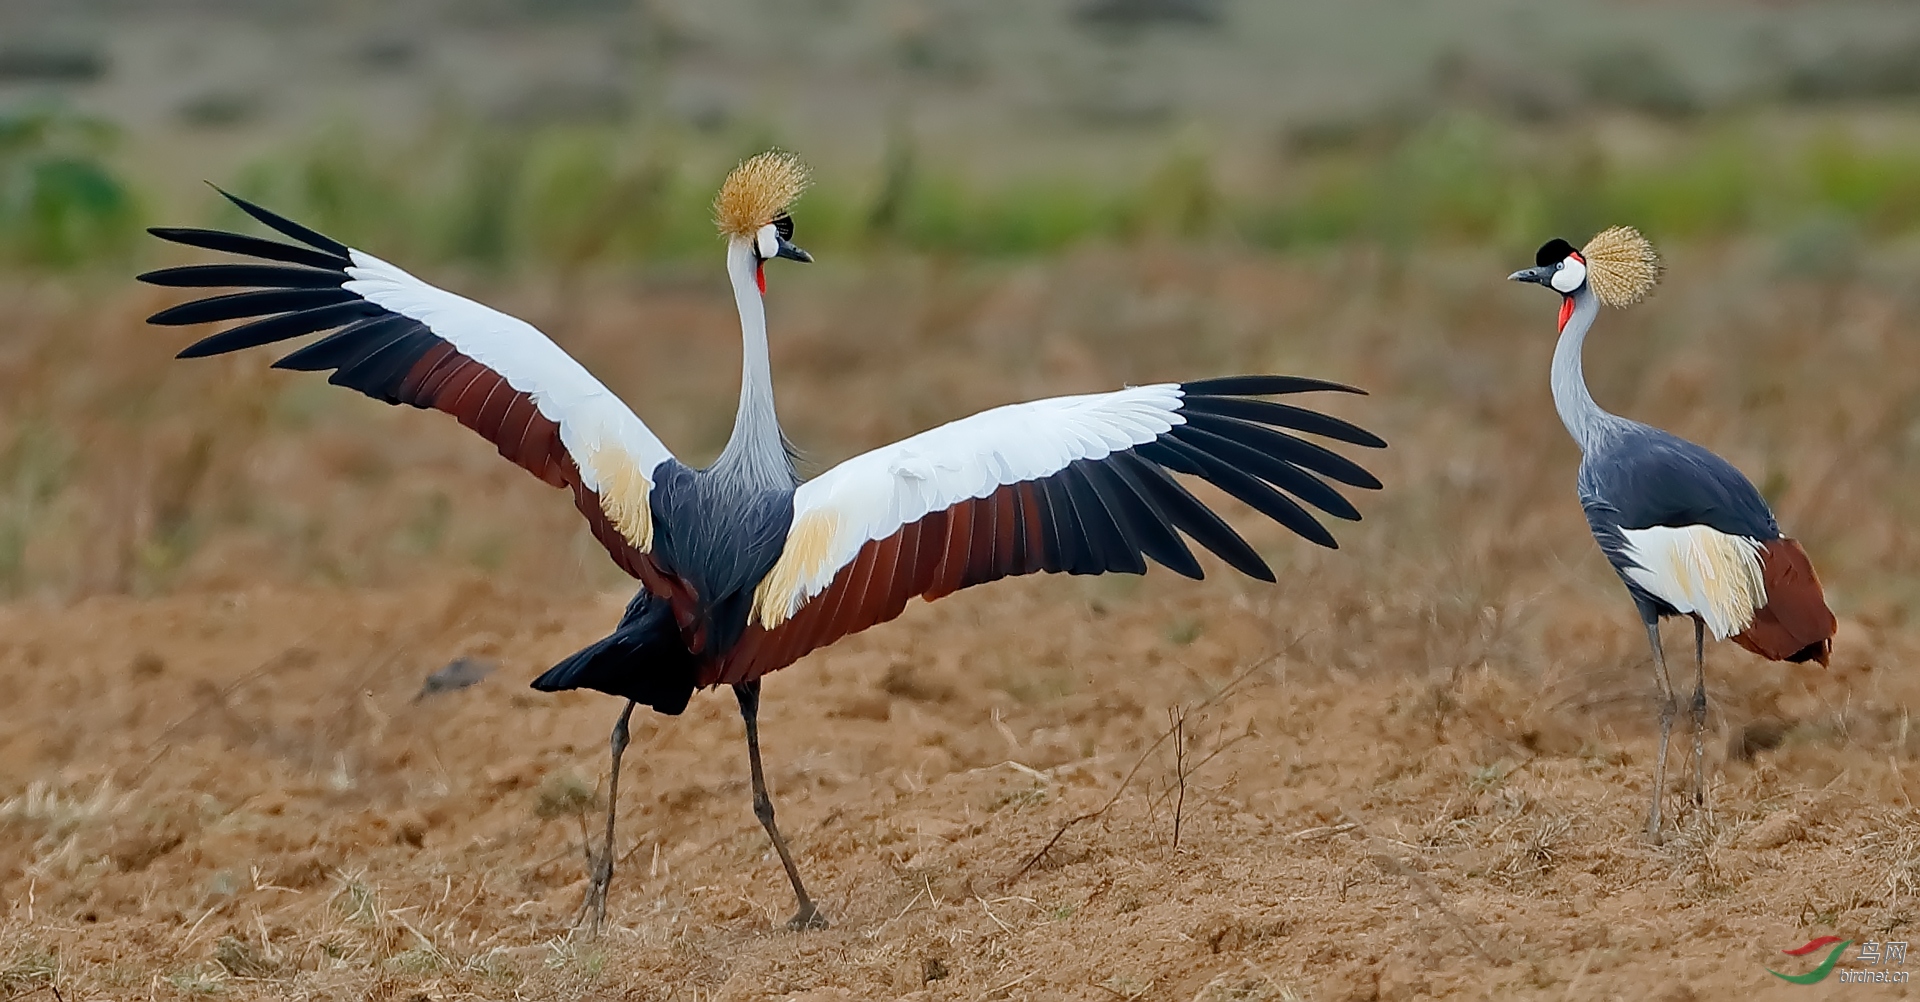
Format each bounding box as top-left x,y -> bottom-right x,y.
755,262 -> 766,295
1557,296 -> 1574,332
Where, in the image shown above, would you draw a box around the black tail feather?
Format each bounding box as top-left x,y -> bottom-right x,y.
531,593 -> 698,715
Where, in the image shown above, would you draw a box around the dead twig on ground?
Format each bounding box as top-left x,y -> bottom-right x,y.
1009,637 -> 1309,883
0,983 -> 63,1002
1146,720 -> 1255,816
1090,977 -> 1154,1000
1339,802 -> 1501,966
1289,821 -> 1359,840
1171,708 -> 1187,850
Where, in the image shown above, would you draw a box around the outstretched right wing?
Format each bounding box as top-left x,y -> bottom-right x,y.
717,376 -> 1385,684
138,191 -> 676,579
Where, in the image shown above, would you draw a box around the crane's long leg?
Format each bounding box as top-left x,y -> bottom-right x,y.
733,680 -> 827,930
1645,621 -> 1678,844
583,699 -> 635,936
1690,617 -> 1708,812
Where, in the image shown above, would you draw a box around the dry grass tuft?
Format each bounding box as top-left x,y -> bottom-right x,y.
0,781 -> 128,838
1190,965 -> 1305,1002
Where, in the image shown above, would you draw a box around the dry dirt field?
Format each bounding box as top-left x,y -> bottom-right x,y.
2,244 -> 1919,1000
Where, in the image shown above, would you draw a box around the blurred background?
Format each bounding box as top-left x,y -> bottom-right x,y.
11,0 -> 1920,267
4,0 -> 1920,597
5,3 -> 1920,998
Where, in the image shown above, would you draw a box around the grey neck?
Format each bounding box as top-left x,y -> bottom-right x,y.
712,240 -> 797,491
1550,285 -> 1622,455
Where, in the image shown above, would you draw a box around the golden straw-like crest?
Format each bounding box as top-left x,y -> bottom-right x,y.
1580,225 -> 1662,308
714,151 -> 809,239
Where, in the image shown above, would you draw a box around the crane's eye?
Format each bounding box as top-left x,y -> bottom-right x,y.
1551,256 -> 1587,293
773,213 -> 794,242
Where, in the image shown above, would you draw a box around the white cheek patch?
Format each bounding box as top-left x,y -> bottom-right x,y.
756,225 -> 779,260
1550,257 -> 1587,293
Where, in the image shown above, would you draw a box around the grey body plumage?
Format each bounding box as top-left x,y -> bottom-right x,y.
652,464 -> 794,637
1513,238 -> 1812,843
1579,427 -> 1779,621
1549,284 -> 1781,615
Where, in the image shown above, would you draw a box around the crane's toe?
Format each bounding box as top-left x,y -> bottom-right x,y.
787,904 -> 829,931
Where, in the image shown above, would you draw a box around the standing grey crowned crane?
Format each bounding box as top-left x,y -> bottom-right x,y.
1510,226 -> 1836,842
139,152 -> 1385,930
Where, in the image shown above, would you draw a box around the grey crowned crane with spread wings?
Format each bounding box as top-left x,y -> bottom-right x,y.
140,152 -> 1385,931
1510,226 -> 1835,843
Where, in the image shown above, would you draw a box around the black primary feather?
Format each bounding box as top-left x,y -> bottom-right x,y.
137,263 -> 346,289
175,301 -> 384,358
1177,394 -> 1387,451
1109,451 -> 1273,580
1027,482 -> 1065,573
146,227 -> 350,270
1078,459 -> 1200,578
1176,409 -> 1381,489
1139,437 -> 1336,549
271,315 -> 415,372
1168,423 -> 1359,521
332,329 -> 441,399
1037,475 -> 1098,575
152,288 -> 361,329
145,200 -> 456,410
1181,375 -> 1364,397
1061,462 -> 1147,575
213,186 -> 354,257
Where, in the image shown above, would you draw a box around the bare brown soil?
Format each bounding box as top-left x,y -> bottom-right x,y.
3,247 -> 1919,1000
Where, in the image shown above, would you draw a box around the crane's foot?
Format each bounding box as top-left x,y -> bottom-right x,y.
580,843 -> 615,935
786,902 -> 829,931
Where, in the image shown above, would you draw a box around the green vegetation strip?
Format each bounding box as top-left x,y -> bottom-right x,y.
11,104 -> 1920,268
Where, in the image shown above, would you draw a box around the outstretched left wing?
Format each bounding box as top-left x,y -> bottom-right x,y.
138,191 -> 676,580
714,376 -> 1384,684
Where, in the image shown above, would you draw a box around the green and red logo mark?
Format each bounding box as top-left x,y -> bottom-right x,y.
1769,936 -> 1853,984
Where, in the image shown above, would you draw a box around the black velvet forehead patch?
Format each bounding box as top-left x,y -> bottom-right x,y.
773,213 -> 794,242
1535,238 -> 1576,267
